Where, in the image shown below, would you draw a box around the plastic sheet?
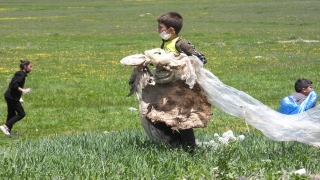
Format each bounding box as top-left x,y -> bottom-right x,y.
189,55 -> 320,148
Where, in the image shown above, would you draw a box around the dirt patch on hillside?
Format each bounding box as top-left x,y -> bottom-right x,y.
278,39 -> 319,43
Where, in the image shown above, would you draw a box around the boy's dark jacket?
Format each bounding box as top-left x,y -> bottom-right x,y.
4,71 -> 27,101
161,37 -> 207,64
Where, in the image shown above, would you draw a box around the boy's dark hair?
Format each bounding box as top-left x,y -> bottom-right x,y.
295,78 -> 312,92
20,60 -> 31,70
157,12 -> 183,34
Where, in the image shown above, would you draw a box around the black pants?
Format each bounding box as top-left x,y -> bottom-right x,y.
153,122 -> 196,152
5,97 -> 25,130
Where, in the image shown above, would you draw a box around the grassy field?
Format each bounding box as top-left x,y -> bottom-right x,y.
0,0 -> 320,179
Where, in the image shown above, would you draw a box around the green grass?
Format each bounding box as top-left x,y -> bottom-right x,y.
0,0 -> 320,179
0,130 -> 319,179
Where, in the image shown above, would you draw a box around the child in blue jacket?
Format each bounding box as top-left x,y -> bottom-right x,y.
279,78 -> 318,114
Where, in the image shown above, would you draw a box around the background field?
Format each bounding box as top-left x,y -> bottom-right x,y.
0,0 -> 319,179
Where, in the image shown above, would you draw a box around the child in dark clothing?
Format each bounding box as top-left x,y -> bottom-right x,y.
1,60 -> 33,136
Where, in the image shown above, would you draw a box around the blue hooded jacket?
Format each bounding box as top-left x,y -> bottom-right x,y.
278,90 -> 318,114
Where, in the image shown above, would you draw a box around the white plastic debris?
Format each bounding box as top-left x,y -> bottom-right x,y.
128,107 -> 137,111
294,168 -> 306,175
197,130 -> 245,147
237,135 -> 245,141
196,140 -> 217,147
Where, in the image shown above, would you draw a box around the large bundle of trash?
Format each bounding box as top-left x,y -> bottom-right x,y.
121,48 -> 320,147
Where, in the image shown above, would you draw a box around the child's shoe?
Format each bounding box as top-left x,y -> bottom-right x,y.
0,125 -> 11,136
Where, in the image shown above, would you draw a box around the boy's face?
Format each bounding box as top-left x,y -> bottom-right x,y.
157,23 -> 177,41
157,23 -> 167,33
301,85 -> 312,96
157,23 -> 174,34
